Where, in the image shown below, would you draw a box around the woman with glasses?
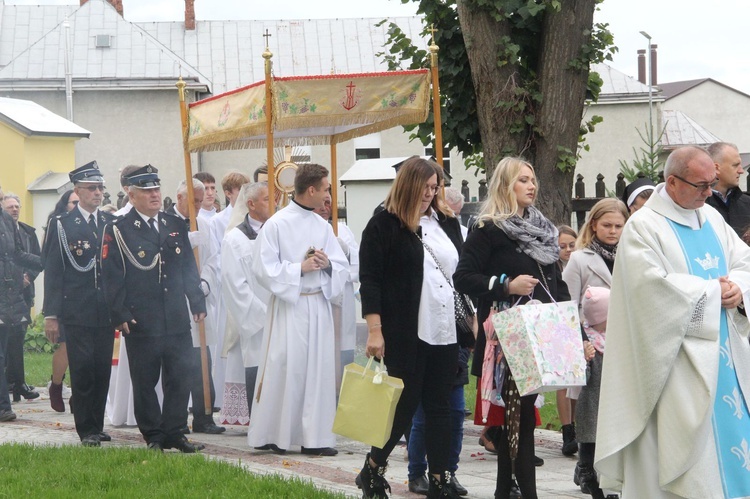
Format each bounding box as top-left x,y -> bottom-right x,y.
358,156 -> 464,498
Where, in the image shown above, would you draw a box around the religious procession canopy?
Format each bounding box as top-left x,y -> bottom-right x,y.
186,69 -> 431,152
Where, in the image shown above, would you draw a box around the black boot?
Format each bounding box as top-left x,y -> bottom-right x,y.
561,423 -> 577,456
427,472 -> 461,499
12,383 -> 40,402
578,464 -> 606,499
356,453 -> 390,498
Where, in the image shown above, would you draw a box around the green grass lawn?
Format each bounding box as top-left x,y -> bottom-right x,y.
24,351 -> 58,388
0,444 -> 346,498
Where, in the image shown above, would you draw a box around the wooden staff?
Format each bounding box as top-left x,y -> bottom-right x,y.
428,25 -> 446,195
176,77 -> 212,417
330,141 -> 338,236
263,32 -> 276,215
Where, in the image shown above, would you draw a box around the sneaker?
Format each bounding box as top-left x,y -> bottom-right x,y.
0,410 -> 17,422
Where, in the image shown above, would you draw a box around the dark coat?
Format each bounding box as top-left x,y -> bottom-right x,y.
452,221 -> 570,377
0,210 -> 42,325
359,209 -> 463,373
705,188 -> 750,237
42,206 -> 115,327
101,209 -> 206,337
17,222 -> 41,308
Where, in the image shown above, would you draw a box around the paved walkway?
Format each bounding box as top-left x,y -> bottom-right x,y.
0,387 -> 600,498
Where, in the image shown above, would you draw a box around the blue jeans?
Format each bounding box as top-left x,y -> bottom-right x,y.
408,383 -> 465,479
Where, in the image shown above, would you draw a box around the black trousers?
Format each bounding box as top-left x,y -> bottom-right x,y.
5,322 -> 26,387
65,324 -> 115,440
493,394 -> 538,499
245,366 -> 258,417
190,345 -> 215,427
0,325 -> 12,412
370,340 -> 458,475
125,332 -> 192,445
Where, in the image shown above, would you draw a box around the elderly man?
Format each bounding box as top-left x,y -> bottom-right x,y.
2,193 -> 41,402
43,162 -> 116,446
705,142 -> 750,237
220,181 -> 272,425
596,146 -> 750,498
248,163 -> 348,456
113,165 -> 140,217
102,165 -> 206,453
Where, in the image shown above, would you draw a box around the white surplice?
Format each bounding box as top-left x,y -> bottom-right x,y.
247,201 -> 348,450
331,222 -> 359,393
219,220 -> 269,425
595,185 -> 750,498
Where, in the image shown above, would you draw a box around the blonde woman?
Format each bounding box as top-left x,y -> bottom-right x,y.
562,197 -> 627,498
454,157 -> 588,499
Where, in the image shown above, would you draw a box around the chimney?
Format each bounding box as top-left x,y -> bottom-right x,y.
81,0 -> 124,17
637,49 -> 646,84
185,0 -> 196,30
650,44 -> 658,86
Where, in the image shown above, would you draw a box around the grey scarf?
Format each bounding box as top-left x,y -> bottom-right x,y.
498,206 -> 560,265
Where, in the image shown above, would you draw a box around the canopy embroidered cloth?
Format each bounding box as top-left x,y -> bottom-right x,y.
187,69 -> 430,152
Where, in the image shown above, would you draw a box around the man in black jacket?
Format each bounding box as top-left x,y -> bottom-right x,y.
43,162 -> 116,446
102,165 -> 206,453
0,187 -> 42,422
2,193 -> 41,401
705,142 -> 750,236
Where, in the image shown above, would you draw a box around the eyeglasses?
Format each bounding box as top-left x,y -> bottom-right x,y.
672,174 -> 717,192
424,184 -> 439,195
81,185 -> 106,192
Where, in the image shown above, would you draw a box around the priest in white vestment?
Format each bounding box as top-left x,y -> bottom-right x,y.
219,182 -> 272,426
596,146 -> 750,499
249,164 -> 348,455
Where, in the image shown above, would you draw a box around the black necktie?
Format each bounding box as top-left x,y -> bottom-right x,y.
148,217 -> 159,236
88,214 -> 97,235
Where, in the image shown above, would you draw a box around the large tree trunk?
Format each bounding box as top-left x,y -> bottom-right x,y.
534,0 -> 597,224
455,1 -> 530,175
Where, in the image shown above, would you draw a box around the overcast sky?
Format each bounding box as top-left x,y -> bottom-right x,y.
6,0 -> 750,94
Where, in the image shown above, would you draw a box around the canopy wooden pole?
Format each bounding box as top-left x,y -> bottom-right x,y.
176,77 -> 212,417
429,26 -> 445,176
330,141 -> 338,236
263,38 -> 276,215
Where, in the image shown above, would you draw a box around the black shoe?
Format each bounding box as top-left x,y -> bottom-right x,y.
561,423 -> 578,456
81,434 -> 101,447
408,474 -> 429,495
99,432 -> 112,442
163,436 -> 205,453
11,383 -> 39,402
147,441 -> 163,452
0,410 -> 17,422
301,446 -> 338,456
510,480 -> 522,499
450,474 -> 467,496
427,472 -> 461,498
255,443 -> 286,454
534,454 -> 544,467
192,422 -> 226,434
179,424 -> 190,434
357,453 -> 390,498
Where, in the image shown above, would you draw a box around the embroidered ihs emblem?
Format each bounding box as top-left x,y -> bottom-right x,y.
695,252 -> 720,271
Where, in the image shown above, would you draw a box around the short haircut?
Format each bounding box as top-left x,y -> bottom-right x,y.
253,166 -> 268,182
193,171 -> 216,185
221,171 -> 251,194
664,146 -> 710,179
707,142 -> 738,162
3,192 -> 20,205
294,163 -> 329,196
242,181 -> 268,202
444,186 -> 464,212
119,165 -> 141,188
176,178 -> 205,196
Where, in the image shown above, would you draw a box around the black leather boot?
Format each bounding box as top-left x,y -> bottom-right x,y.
561,423 -> 578,456
357,453 -> 390,498
427,472 -> 461,499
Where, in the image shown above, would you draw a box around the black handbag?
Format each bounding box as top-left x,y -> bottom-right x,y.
417,234 -> 476,348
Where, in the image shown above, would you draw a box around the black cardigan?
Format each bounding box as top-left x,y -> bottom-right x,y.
359,209 -> 463,372
453,222 -> 570,378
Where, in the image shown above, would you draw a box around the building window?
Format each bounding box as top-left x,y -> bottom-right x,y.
355,148 -> 381,160
425,147 -> 451,175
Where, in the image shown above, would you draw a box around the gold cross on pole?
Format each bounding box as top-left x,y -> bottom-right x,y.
428,24 -> 437,45
263,29 -> 272,48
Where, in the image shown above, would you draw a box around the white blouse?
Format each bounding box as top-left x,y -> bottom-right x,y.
417,210 -> 459,345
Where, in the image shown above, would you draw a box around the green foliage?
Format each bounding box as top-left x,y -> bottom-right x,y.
618,122 -> 666,183
24,314 -> 55,354
379,0 -> 616,174
0,445 -> 346,498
